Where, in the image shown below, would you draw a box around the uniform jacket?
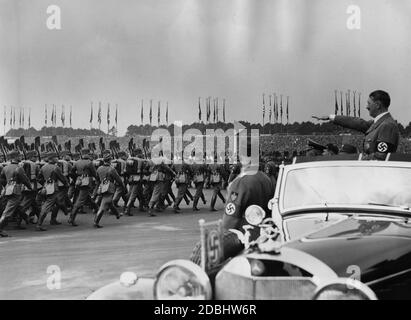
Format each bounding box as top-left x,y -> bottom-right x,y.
72,159 -> 97,178
333,113 -> 400,158
38,163 -> 69,187
97,163 -> 125,190
0,162 -> 32,189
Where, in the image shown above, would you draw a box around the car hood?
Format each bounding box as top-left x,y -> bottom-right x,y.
285,216 -> 411,283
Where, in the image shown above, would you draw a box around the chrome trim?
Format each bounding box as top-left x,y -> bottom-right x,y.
223,247 -> 338,285
366,267 -> 411,286
153,259 -> 212,300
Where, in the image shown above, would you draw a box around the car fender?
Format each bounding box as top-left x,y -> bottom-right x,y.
87,278 -> 155,300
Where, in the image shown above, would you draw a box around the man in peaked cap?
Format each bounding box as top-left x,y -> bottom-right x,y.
124,155 -> 145,216
94,150 -> 125,228
68,148 -> 99,226
36,152 -> 69,231
0,150 -> 32,237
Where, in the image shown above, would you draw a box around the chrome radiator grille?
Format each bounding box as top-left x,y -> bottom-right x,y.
215,270 -> 318,300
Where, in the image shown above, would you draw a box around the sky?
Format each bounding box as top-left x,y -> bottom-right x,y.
1,0 -> 411,135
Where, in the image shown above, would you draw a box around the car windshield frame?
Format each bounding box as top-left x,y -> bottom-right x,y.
278,160 -> 411,216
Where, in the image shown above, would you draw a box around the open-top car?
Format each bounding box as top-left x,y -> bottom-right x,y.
88,154 -> 411,300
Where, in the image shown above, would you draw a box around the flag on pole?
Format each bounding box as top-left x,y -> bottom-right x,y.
340,91 -> 343,116
358,93 -> 361,118
22,108 -> 25,127
216,98 -> 219,122
19,108 -> 21,128
198,97 -> 201,122
28,108 -> 31,128
213,99 -> 216,123
353,91 -> 357,117
166,102 -> 169,125
141,100 -> 144,124
347,90 -> 351,116
45,105 -> 47,126
273,94 -> 277,123
223,99 -> 226,123
61,105 -> 65,127
13,107 -> 15,128
98,102 -> 102,129
90,102 -> 93,126
334,90 -> 338,115
269,95 -> 272,123
345,92 -> 349,116
10,106 -> 13,127
280,95 -> 283,124
70,106 -> 72,128
149,100 -> 153,125
107,103 -> 110,132
157,101 -> 161,125
115,104 -> 118,127
51,105 -> 54,126
262,94 -> 265,125
206,98 -> 210,123
286,96 -> 289,124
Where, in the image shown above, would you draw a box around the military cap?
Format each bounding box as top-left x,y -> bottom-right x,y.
340,144 -> 358,154
47,152 -> 58,160
7,150 -> 20,160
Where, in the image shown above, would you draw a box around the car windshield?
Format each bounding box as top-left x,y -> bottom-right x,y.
282,165 -> 411,211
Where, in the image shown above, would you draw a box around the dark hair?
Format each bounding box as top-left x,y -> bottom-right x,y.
369,90 -> 390,109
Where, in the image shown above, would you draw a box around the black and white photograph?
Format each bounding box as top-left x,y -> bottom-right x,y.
1,0 -> 411,304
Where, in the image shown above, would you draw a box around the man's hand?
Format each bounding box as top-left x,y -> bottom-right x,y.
312,115 -> 330,121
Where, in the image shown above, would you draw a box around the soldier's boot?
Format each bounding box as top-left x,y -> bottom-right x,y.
50,208 -> 62,225
148,205 -> 157,217
36,213 -> 48,231
192,198 -> 200,211
68,209 -> 79,227
0,217 -> 9,237
201,193 -> 207,205
14,216 -> 26,230
183,194 -> 190,206
210,193 -> 218,211
93,211 -> 104,228
123,206 -> 133,216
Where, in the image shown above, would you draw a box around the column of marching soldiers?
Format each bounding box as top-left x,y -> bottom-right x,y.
0,136 -> 279,238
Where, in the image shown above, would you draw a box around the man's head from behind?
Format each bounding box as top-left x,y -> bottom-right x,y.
367,90 -> 390,118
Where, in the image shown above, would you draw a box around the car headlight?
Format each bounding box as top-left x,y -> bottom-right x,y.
245,205 -> 266,226
154,260 -> 212,300
313,278 -> 377,300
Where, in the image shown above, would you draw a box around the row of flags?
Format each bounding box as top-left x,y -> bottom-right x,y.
89,102 -> 118,132
3,106 -> 32,131
198,97 -> 226,123
139,100 -> 169,126
44,104 -> 72,128
262,93 -> 289,125
334,90 -> 361,117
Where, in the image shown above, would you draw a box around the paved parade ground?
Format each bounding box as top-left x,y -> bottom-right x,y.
0,189 -> 224,300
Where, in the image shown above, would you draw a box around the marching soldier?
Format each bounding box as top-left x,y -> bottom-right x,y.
173,160 -> 193,213
36,152 -> 69,231
20,150 -> 41,225
0,150 -> 32,237
68,149 -> 99,226
112,151 -> 129,208
208,159 -> 226,211
124,154 -> 145,215
94,150 -> 124,228
141,159 -> 153,212
148,158 -> 174,216
192,157 -> 208,211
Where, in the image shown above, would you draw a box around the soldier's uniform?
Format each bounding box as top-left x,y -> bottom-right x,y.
264,161 -> 277,190
112,152 -> 129,208
173,162 -> 193,213
192,161 -> 207,211
162,160 -> 176,208
36,152 -> 69,231
148,160 -> 174,216
0,151 -> 32,237
94,151 -> 125,228
223,168 -> 275,239
142,160 -> 154,212
332,113 -> 400,159
19,151 -> 41,225
124,156 -> 145,215
55,151 -> 73,214
208,162 -> 226,211
69,149 -> 99,226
